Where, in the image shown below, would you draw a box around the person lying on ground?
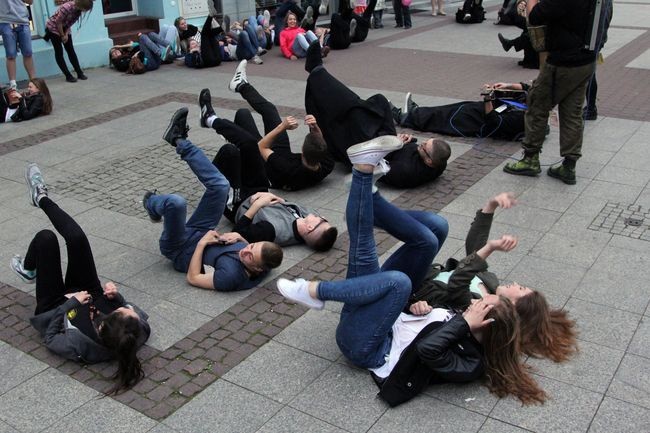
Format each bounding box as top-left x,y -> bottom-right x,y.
143,107 -> 283,291
1,78 -> 52,123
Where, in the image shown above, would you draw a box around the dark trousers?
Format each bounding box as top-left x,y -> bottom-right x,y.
328,13 -> 352,50
585,72 -> 598,111
392,0 -> 411,27
47,32 -> 83,78
200,15 -> 222,67
25,198 -> 103,314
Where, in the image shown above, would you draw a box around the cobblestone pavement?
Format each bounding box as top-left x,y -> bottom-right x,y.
1,3 -> 650,432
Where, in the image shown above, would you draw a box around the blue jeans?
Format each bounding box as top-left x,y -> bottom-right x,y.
245,15 -> 266,49
146,139 -> 230,272
320,168 -> 446,368
158,24 -> 179,54
236,31 -> 256,60
0,23 -> 33,58
139,32 -> 170,71
292,31 -> 318,57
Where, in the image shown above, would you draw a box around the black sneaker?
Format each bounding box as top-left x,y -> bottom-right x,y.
142,190 -> 161,222
162,107 -> 189,146
199,89 -> 216,128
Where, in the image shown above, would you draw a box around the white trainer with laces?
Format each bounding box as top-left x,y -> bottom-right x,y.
277,278 -> 324,310
229,60 -> 248,92
346,136 -> 404,166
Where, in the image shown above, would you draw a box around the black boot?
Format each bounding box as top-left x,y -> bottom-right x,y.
304,40 -> 323,73
498,33 -> 513,52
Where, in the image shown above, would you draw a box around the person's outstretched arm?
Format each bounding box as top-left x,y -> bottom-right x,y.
465,192 -> 517,255
258,116 -> 298,161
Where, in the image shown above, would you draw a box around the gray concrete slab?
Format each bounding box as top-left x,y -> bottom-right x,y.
164,380 -> 282,433
256,406 -> 347,433
0,369 -> 98,433
289,363 -> 388,433
588,397 -> 650,433
46,397 -> 157,433
274,309 -> 343,362
0,342 -> 48,396
479,418 -> 533,433
607,353 -> 650,409
491,376 -> 602,433
424,381 -> 499,416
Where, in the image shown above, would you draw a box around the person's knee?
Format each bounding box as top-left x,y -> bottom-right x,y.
166,194 -> 188,213
385,270 -> 412,297
34,229 -> 58,247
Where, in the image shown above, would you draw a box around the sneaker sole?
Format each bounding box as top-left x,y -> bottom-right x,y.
24,164 -> 39,207
547,168 -> 576,185
347,136 -> 404,159
277,280 -> 324,310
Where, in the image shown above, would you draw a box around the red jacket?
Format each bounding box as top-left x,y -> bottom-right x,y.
279,26 -> 305,59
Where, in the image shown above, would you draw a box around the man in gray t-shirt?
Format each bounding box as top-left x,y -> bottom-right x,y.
0,0 -> 36,88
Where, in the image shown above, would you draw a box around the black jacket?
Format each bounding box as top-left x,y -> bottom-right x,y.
529,0 -> 596,66
30,294 -> 151,363
376,314 -> 484,407
11,93 -> 45,122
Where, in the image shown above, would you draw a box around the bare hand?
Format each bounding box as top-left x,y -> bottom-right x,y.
103,282 -> 118,299
283,116 -> 299,130
492,82 -> 510,89
290,55 -> 298,61
490,192 -> 517,209
62,33 -> 69,44
409,300 -> 433,316
462,300 -> 494,332
250,192 -> 284,206
73,291 -> 92,305
487,235 -> 518,253
199,230 -> 222,246
304,115 -> 317,127
217,232 -> 244,245
397,133 -> 413,144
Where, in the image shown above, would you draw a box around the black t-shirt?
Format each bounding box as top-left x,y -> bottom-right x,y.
381,143 -> 446,189
265,150 -> 334,191
233,215 -> 276,243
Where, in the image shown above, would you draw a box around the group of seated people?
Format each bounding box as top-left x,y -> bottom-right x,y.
11,44 -> 576,407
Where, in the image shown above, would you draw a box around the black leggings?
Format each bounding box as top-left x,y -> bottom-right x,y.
48,32 -> 83,78
25,197 -> 103,314
200,15 -> 222,67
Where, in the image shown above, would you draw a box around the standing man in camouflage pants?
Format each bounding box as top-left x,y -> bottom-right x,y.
503,0 -> 597,185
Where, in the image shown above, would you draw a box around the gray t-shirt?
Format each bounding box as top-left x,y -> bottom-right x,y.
0,0 -> 30,25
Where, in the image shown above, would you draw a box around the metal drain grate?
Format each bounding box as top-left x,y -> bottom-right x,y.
589,202 -> 650,241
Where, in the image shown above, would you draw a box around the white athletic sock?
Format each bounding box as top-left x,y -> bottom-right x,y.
207,115 -> 218,127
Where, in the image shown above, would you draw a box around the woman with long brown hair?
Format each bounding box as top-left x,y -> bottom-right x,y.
11,163 -> 151,393
1,78 -> 52,122
277,140 -> 545,406
410,191 -> 578,363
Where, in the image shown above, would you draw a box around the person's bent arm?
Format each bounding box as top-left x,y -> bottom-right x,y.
476,235 -> 518,261
187,231 -> 219,289
258,116 -> 298,161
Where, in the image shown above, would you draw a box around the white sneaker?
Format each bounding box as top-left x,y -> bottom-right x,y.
263,9 -> 271,27
251,55 -> 263,65
402,92 -> 413,116
277,278 -> 324,310
228,60 -> 248,92
347,135 -> 403,166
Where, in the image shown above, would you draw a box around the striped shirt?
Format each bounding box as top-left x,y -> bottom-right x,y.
46,2 -> 82,36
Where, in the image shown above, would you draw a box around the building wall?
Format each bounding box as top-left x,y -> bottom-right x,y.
1,0 -> 256,82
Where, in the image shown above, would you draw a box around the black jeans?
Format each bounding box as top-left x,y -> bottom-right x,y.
585,72 -> 598,111
25,198 -> 103,314
47,31 -> 83,78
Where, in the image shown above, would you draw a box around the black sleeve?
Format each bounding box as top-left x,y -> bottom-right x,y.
12,94 -> 44,121
416,315 -> 484,382
233,216 -> 276,243
465,209 -> 494,255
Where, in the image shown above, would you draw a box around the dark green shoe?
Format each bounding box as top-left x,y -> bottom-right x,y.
547,164 -> 576,185
503,153 -> 541,176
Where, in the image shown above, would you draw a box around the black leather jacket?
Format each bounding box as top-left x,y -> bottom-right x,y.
11,93 -> 45,122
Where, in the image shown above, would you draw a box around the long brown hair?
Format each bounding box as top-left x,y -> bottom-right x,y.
99,312 -> 144,393
516,291 -> 578,362
482,297 -> 547,405
31,78 -> 52,115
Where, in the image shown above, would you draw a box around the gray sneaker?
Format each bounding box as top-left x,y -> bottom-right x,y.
25,163 -> 48,207
10,255 -> 36,283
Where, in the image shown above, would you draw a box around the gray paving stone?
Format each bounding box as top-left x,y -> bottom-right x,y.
440,191 -> 485,218
607,353 -> 650,409
588,397 -> 650,433
256,406 -> 347,433
491,376 -> 602,433
517,187 -> 580,213
146,424 -> 178,433
530,232 -> 609,270
0,369 -> 98,433
274,309 -> 343,361
628,318 -> 650,358
479,419 -> 533,433
164,380 -> 282,433
594,164 -> 650,187
529,339 -> 623,394
573,268 -> 649,314
564,298 -> 641,351
581,180 -> 643,204
493,203 -> 561,233
289,363 -> 387,433
368,393 -> 485,433
0,421 -> 18,433
123,261 -> 189,300
224,340 -> 332,403
168,286 -> 250,318
423,381 -> 499,416
0,342 -> 48,396
46,397 -> 157,433
506,255 -> 587,298
592,246 -> 650,279
85,235 -> 164,283
565,194 -> 612,218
